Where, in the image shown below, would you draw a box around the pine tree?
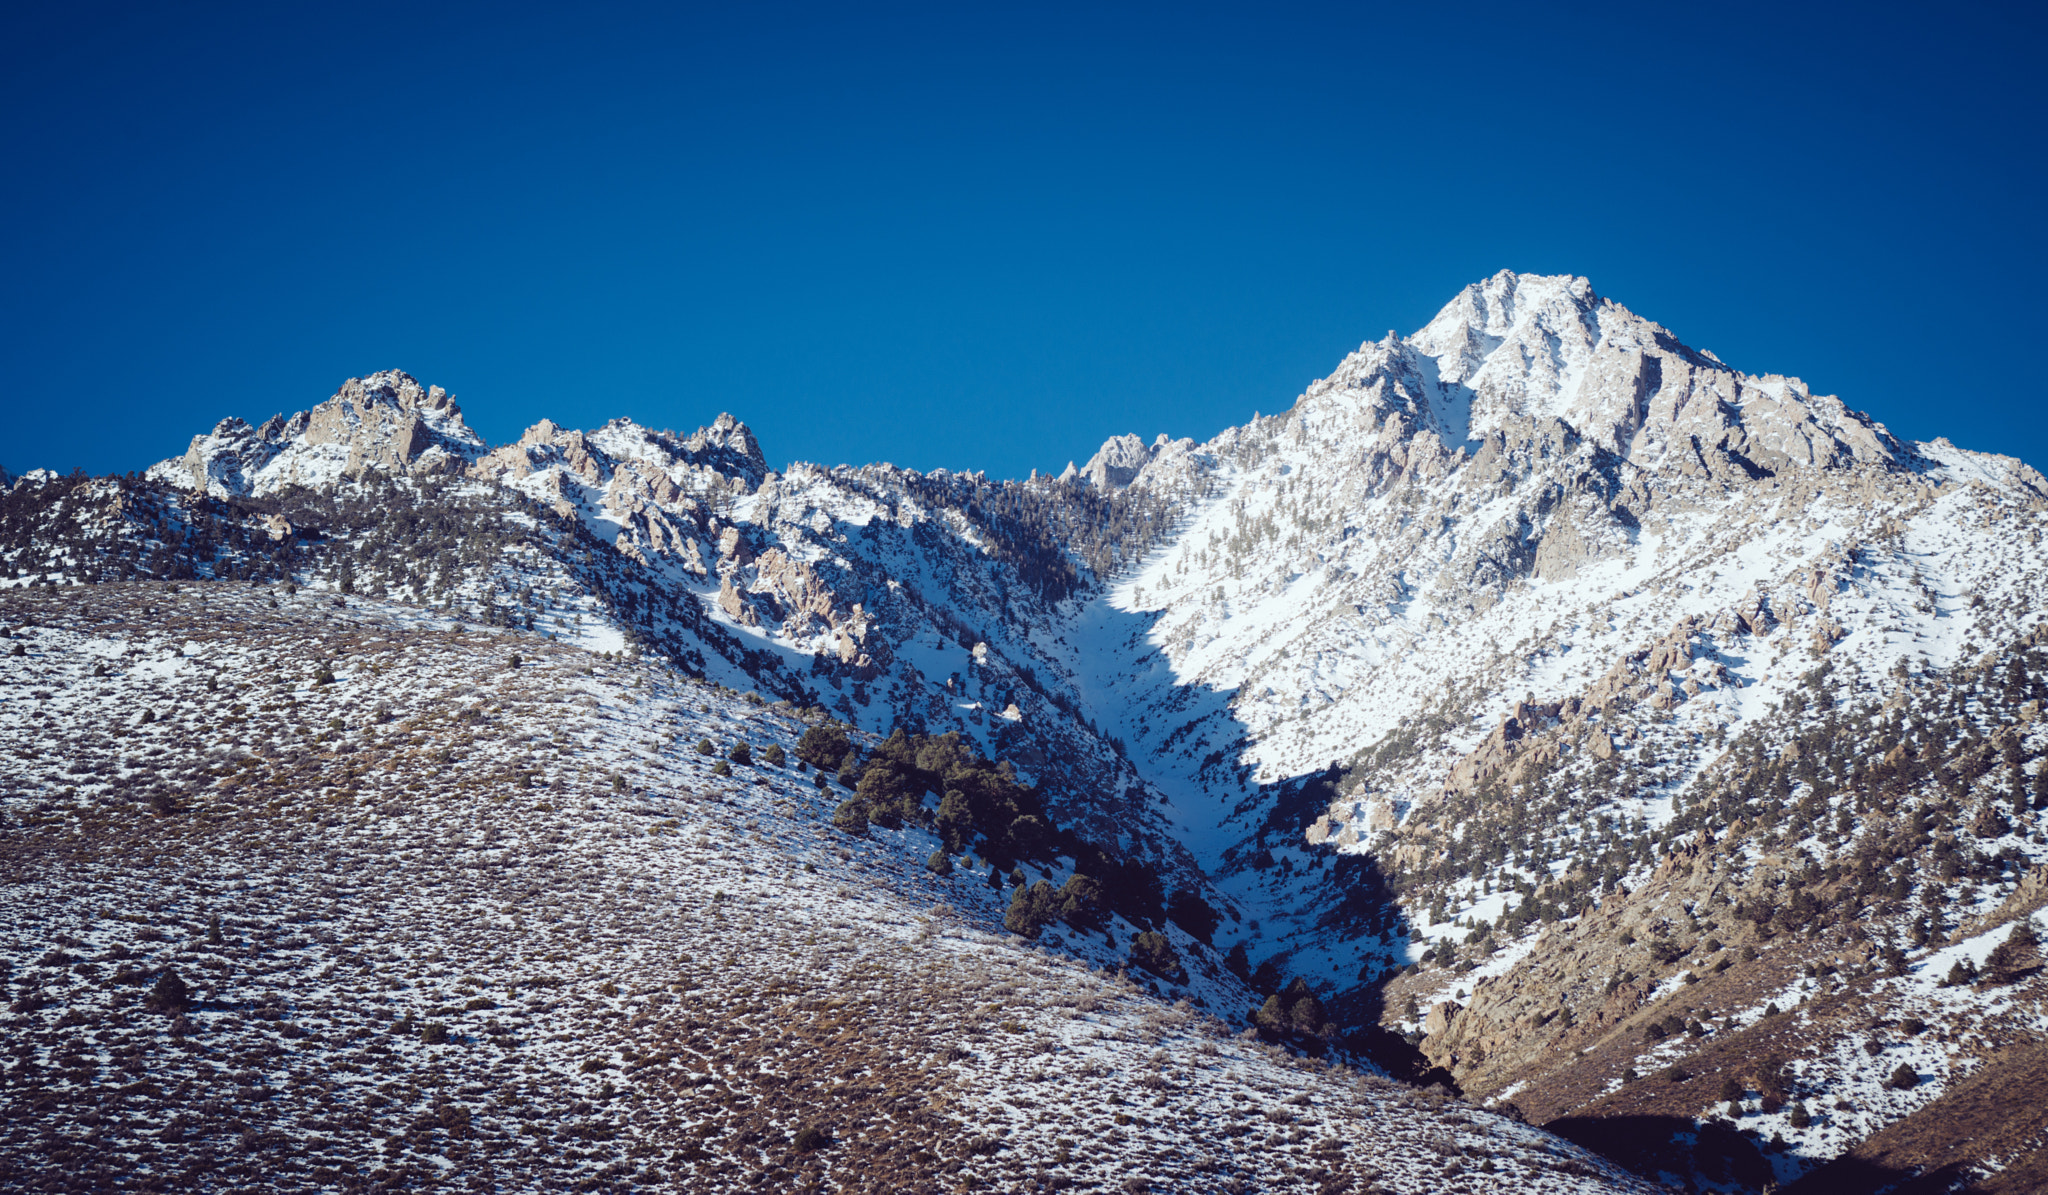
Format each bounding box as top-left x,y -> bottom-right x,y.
1005,881 -> 1059,939
1130,934 -> 1196,983
935,789 -> 974,853
1985,920 -> 2040,985
1056,874 -> 1107,931
146,968 -> 190,1014
795,724 -> 852,771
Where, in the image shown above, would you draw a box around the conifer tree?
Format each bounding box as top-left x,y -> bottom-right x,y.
1985,920 -> 2040,985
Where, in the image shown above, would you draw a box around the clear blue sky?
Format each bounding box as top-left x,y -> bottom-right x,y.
4,2 -> 2043,480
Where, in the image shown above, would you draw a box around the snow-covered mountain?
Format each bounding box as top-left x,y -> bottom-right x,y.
9,269 -> 2048,1190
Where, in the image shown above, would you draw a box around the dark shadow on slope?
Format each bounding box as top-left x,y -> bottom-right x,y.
1234,764 -> 1441,1084
1543,1115 -> 1773,1192
1784,1157 -> 1965,1195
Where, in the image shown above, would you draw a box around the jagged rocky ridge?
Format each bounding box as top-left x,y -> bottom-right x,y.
6,269 -> 2048,1190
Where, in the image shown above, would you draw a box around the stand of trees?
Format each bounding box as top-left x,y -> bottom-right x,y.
810,724 -> 1192,948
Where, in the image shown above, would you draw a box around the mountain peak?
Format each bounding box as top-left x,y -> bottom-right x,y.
1422,270 -> 1598,346
1279,271 -> 1902,475
686,412 -> 768,474
144,369 -> 485,497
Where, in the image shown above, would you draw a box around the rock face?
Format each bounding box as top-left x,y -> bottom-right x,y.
1080,433 -> 1165,488
146,370 -> 484,497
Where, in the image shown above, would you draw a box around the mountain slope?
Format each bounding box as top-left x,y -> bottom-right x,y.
0,582 -> 1654,1194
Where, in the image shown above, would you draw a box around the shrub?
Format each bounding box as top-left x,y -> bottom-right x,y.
728,742 -> 752,766
1888,1063 -> 1917,1090
696,739 -> 715,756
926,851 -> 953,877
421,1022 -> 450,1045
1788,1102 -> 1812,1128
710,760 -> 732,777
1756,1054 -> 1790,1100
761,743 -> 785,766
793,1124 -> 832,1152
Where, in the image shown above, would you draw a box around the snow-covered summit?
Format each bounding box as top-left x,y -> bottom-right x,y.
1292,269 -> 1905,475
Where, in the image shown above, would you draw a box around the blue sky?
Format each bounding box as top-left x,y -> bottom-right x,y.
3,2 -> 2043,480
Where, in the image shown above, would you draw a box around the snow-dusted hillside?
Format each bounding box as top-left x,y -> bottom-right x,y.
0,583 -> 1655,1194
9,269 -> 2048,1189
